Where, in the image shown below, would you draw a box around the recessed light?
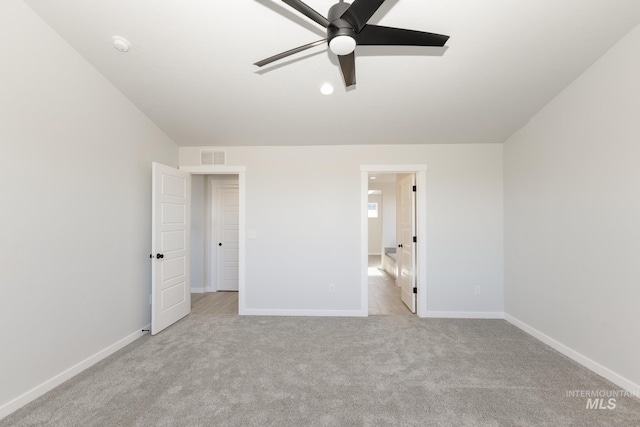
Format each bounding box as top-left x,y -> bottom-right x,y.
320,83 -> 334,95
370,176 -> 377,180
112,36 -> 131,53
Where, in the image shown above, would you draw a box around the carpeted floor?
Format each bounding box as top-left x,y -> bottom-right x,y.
2,315 -> 640,426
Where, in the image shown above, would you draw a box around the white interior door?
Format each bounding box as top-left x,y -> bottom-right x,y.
151,163 -> 191,335
216,187 -> 239,291
399,174 -> 416,313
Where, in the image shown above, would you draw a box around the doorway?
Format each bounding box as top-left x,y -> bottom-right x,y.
180,164 -> 247,316
367,173 -> 415,316
190,174 -> 239,314
360,165 -> 427,317
208,176 -> 239,292
151,164 -> 245,335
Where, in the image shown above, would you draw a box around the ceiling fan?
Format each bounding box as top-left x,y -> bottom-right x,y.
254,0 -> 450,88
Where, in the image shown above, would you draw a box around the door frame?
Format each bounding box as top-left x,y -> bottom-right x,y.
360,165 -> 427,317
180,165 -> 247,315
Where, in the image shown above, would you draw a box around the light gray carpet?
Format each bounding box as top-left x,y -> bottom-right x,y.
3,315 -> 640,426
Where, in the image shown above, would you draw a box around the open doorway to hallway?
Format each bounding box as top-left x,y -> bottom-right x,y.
360,165 -> 426,316
191,174 -> 240,315
367,172 -> 414,316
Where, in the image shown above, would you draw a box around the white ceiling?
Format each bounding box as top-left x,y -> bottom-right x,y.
25,0 -> 640,147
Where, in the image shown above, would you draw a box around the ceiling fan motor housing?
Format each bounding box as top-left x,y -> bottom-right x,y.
328,2 -> 351,21
327,2 -> 357,45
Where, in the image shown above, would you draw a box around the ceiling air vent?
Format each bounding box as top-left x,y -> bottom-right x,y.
200,150 -> 226,166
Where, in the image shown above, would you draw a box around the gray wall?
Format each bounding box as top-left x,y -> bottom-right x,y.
0,0 -> 178,413
504,24 -> 640,389
181,144 -> 504,316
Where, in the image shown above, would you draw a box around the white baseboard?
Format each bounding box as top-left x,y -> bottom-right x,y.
191,287 -> 205,293
240,309 -> 503,319
424,311 -> 504,319
240,308 -> 367,317
504,314 -> 640,396
0,325 -> 150,420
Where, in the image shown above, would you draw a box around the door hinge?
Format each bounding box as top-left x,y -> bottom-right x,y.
413,236 -> 417,243
412,185 -> 416,192
413,287 -> 418,294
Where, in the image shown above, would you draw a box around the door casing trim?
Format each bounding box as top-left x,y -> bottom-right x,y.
180,165 -> 247,315
361,165 -> 427,317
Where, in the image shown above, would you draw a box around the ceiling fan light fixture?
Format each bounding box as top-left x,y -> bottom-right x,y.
329,35 -> 356,56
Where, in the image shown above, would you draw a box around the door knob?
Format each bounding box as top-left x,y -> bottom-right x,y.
398,244 -> 403,248
218,243 -> 222,246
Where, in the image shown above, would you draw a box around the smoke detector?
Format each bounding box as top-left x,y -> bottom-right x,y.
112,36 -> 131,53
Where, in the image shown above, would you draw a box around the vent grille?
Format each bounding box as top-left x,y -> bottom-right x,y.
200,150 -> 226,166
213,151 -> 226,165
201,151 -> 213,165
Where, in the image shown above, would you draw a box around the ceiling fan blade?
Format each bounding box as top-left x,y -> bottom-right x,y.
357,25 -> 449,47
254,39 -> 326,67
340,0 -> 386,33
338,52 -> 356,87
281,0 -> 330,28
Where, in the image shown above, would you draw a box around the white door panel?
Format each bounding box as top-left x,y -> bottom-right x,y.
224,211 -> 240,225
162,203 -> 186,223
161,231 -> 185,252
224,190 -> 239,205
161,257 -> 186,281
223,266 -> 239,280
223,229 -> 239,243
161,282 -> 187,310
399,174 -> 416,313
161,174 -> 186,197
152,163 -> 191,335
217,187 -> 239,291
224,248 -> 239,263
